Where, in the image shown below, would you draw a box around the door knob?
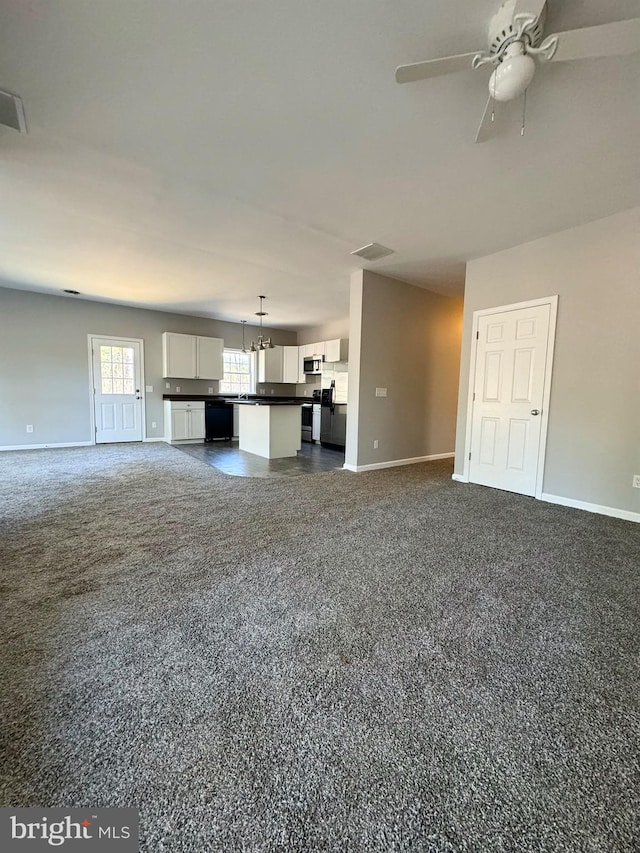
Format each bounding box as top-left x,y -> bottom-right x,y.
530,409 -> 540,416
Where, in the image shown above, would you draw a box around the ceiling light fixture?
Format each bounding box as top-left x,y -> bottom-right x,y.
487,42 -> 535,102
249,295 -> 274,352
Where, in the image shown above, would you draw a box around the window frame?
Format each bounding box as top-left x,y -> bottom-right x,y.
219,348 -> 256,395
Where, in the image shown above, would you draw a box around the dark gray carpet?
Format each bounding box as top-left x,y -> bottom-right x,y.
1,443 -> 639,852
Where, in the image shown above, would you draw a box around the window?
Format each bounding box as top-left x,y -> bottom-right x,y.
219,349 -> 255,395
99,345 -> 135,395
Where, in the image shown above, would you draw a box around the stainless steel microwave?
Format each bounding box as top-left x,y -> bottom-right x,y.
303,356 -> 323,375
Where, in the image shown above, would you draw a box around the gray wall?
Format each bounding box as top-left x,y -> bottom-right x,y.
346,270 -> 463,468
454,207 -> 640,515
298,317 -> 350,345
0,285 -> 295,447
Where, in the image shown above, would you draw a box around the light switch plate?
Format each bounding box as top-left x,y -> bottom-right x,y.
145,385 -> 153,393
375,387 -> 387,397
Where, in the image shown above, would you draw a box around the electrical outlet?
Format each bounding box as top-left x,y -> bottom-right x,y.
208,387 -> 213,394
375,387 -> 387,397
152,421 -> 157,429
165,382 -> 170,389
270,389 -> 274,395
373,439 -> 379,449
176,385 -> 181,392
26,424 -> 33,433
633,474 -> 640,489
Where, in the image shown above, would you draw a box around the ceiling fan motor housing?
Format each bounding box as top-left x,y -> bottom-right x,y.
488,0 -> 546,56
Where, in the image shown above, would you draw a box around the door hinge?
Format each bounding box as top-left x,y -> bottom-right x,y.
468,452 -> 471,461
473,392 -> 475,401
476,330 -> 479,340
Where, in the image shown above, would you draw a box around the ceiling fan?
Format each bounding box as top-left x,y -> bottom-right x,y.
395,0 -> 640,142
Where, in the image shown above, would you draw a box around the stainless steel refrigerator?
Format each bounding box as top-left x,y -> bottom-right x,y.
320,381 -> 347,450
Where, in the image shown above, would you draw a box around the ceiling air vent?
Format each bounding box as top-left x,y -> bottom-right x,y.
0,90 -> 27,133
351,242 -> 395,262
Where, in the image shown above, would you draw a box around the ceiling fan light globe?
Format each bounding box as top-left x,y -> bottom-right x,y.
488,52 -> 536,102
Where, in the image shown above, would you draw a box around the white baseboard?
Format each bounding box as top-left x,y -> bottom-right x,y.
143,437 -> 166,443
540,492 -> 640,524
343,452 -> 454,473
451,473 -> 468,483
0,440 -> 94,452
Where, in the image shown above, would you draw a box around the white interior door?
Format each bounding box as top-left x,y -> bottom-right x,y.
469,304 -> 551,496
92,338 -> 143,443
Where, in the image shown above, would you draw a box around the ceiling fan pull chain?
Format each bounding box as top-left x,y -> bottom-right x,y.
491,68 -> 497,122
521,89 -> 527,136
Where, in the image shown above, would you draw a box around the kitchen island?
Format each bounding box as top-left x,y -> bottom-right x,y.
235,400 -> 302,459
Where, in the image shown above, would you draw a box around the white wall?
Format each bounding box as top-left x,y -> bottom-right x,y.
454,207 -> 640,516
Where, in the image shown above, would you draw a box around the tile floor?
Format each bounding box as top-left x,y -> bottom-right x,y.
173,439 -> 346,479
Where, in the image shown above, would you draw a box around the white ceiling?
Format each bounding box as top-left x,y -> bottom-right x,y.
0,0 -> 638,329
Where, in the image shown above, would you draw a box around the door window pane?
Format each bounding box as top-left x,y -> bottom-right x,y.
99,345 -> 135,394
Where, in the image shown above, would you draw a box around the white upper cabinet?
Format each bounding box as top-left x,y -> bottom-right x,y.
258,347 -> 283,383
298,343 -> 312,383
324,338 -> 349,363
297,339 -> 348,379
282,346 -> 299,384
195,336 -> 224,380
162,333 -> 195,379
162,332 -> 223,379
258,345 -> 302,384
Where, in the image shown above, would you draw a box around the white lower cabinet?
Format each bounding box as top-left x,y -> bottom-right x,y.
164,400 -> 205,443
312,404 -> 321,442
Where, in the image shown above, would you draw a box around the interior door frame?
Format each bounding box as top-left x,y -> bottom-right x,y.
460,295 -> 558,499
88,334 -> 146,445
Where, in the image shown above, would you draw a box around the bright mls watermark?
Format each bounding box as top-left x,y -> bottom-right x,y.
0,809 -> 138,850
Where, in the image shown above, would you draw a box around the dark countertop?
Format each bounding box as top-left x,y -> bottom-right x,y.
232,399 -> 302,406
163,394 -> 310,404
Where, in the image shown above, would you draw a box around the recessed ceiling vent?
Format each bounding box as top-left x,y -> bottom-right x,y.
0,90 -> 27,133
351,243 -> 395,262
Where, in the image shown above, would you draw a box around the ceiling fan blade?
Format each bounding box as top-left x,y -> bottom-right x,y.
514,0 -> 546,24
475,97 -> 497,144
395,51 -> 481,84
548,17 -> 640,63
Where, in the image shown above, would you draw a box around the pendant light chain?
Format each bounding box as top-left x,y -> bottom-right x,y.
249,295 -> 274,352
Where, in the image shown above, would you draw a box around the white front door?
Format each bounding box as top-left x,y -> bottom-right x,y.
469,303 -> 552,496
91,337 -> 143,443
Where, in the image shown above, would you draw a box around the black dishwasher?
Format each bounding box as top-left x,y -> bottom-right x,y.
205,401 -> 233,441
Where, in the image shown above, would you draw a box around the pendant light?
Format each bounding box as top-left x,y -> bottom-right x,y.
249,295 -> 274,351
240,320 -> 248,353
